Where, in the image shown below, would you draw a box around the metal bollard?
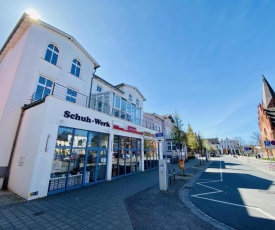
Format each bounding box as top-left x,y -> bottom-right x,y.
173,168 -> 175,182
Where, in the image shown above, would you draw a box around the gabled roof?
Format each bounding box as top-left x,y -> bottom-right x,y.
93,75 -> 124,94
161,114 -> 175,123
115,83 -> 146,101
144,112 -> 164,121
206,138 -> 219,144
0,13 -> 100,68
262,75 -> 275,108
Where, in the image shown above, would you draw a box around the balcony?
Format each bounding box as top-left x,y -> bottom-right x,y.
31,83 -> 110,115
30,83 -> 161,131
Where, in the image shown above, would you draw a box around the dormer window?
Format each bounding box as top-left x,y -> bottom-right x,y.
97,85 -> 102,92
136,99 -> 139,106
129,94 -> 132,101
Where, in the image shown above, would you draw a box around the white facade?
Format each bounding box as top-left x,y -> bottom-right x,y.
217,138 -> 240,154
0,13 -> 160,200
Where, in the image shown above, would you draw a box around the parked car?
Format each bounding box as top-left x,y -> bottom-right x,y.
210,152 -> 216,157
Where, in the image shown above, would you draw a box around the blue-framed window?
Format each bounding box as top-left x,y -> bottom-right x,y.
71,59 -> 81,77
45,44 -> 59,65
97,85 -> 102,92
66,89 -> 77,103
33,76 -> 53,101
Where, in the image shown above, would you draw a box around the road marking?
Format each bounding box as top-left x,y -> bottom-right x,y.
191,159 -> 275,220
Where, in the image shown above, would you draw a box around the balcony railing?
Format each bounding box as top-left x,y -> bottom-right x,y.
31,83 -> 110,115
30,83 -> 161,132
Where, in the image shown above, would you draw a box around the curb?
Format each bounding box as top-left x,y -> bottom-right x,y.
179,161 -> 236,230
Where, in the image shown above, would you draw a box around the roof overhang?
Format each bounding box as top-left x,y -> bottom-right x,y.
116,83 -> 146,101
0,13 -> 100,68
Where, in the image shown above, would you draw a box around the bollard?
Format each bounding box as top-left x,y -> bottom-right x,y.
173,168 -> 175,182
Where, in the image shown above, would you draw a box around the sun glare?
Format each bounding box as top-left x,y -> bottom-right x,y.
25,9 -> 40,20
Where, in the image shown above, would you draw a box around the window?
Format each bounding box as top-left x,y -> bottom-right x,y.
71,59 -> 81,77
45,43 -> 59,65
112,94 -> 141,125
115,95 -> 121,109
33,76 -> 53,101
66,89 -> 77,103
136,99 -> 139,106
129,94 -> 132,101
97,85 -> 102,92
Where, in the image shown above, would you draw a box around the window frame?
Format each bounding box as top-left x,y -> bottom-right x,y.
71,59 -> 81,77
44,43 -> 59,65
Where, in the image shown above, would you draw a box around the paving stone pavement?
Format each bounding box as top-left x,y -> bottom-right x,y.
0,159 -> 211,230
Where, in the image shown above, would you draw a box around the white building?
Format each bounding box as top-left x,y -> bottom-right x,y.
0,13 -> 160,200
218,138 -> 240,154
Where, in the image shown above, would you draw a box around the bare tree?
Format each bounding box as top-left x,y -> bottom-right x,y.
250,131 -> 261,145
234,136 -> 245,153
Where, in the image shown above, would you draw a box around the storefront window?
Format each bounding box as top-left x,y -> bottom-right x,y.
100,133 -> 109,148
88,131 -> 99,147
49,127 -> 109,194
120,136 -> 125,148
113,135 -> 119,149
112,135 -> 142,178
126,137 -> 132,148
73,129 -> 88,147
56,127 -> 73,147
97,150 -> 107,180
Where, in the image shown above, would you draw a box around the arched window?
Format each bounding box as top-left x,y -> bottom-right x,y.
45,43 -> 59,65
71,59 -> 81,77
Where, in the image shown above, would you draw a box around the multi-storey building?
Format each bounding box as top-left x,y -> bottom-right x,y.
0,13 -> 161,200
258,76 -> 275,157
217,138 -> 240,154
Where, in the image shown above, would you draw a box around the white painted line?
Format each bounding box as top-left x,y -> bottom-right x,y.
191,159 -> 275,221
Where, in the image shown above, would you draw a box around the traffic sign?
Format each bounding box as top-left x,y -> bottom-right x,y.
264,140 -> 271,149
155,132 -> 164,141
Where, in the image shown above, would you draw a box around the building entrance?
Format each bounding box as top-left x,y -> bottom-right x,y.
48,127 -> 109,195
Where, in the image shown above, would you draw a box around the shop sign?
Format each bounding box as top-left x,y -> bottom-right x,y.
63,111 -> 110,127
113,124 -> 143,135
144,132 -> 155,138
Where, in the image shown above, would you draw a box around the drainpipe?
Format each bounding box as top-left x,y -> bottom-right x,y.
2,98 -> 46,190
88,66 -> 99,107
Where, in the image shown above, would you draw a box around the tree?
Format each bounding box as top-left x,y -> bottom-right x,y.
197,132 -> 204,153
234,136 -> 245,153
172,111 -> 186,152
250,131 -> 261,145
203,139 -> 212,152
186,124 -> 198,153
172,111 -> 185,144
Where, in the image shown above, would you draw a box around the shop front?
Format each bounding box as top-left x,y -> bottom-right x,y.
112,121 -> 143,178
144,139 -> 159,170
111,135 -> 142,178
48,127 -> 109,195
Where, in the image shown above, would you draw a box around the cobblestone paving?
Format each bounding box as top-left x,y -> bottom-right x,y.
125,165 -> 219,230
0,159 -> 206,230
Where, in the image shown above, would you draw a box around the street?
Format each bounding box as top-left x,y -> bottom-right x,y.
189,155 -> 275,229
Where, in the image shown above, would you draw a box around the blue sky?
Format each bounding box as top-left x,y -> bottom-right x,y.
1,0 -> 275,143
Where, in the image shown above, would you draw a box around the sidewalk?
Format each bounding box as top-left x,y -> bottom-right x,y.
233,155 -> 275,177
0,159 -> 216,230
1,157 -> 273,229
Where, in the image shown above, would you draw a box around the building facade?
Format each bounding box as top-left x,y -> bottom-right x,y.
217,138 -> 240,154
0,13 -> 162,200
258,76 -> 275,157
